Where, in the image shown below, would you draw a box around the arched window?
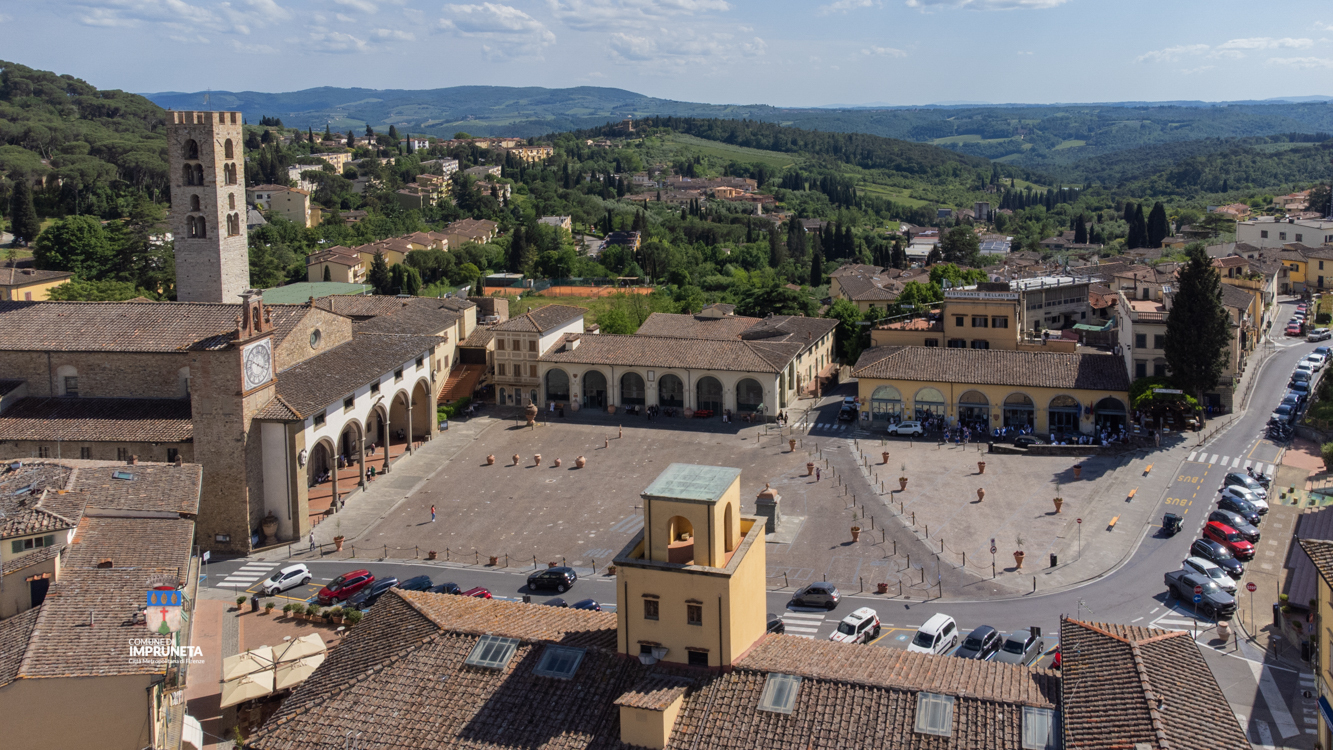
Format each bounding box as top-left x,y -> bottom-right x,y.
1049,395 -> 1081,434
227,214 -> 239,237
956,390 -> 990,427
658,374 -> 684,408
914,387 -> 946,419
665,515 -> 695,564
184,139 -> 199,160
696,376 -> 723,413
735,378 -> 763,413
193,164 -> 204,186
224,139 -> 234,159
870,385 -> 901,421
189,195 -> 200,212
228,193 -> 235,210
223,163 -> 236,185
544,369 -> 569,403
196,216 -> 206,239
1003,392 -> 1035,428
620,372 -> 645,405
182,165 -> 195,186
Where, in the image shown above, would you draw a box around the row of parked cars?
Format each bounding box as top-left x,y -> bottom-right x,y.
1163,471 -> 1272,619
257,563 -> 591,611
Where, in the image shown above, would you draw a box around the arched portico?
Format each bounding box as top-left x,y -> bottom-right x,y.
658,374 -> 684,408
621,372 -> 646,406
696,376 -> 723,414
1003,392 -> 1035,429
545,368 -> 570,405
367,402 -> 391,473
583,370 -> 608,410
735,378 -> 763,413
914,387 -> 946,420
870,385 -> 902,422
1095,396 -> 1127,430
1049,395 -> 1081,434
411,379 -> 431,444
338,418 -> 366,487
956,390 -> 989,429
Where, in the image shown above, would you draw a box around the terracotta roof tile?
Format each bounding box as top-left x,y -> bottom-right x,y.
542,334 -> 801,373
0,301 -> 307,353
398,590 -> 618,649
0,607 -> 40,688
0,397 -> 193,442
1,541 -> 64,577
0,506 -> 74,538
852,346 -> 1130,392
614,674 -> 695,710
266,335 -> 443,419
635,312 -> 761,340
353,305 -> 460,337
494,305 -> 587,333
72,463 -> 202,516
64,516 -> 195,570
0,267 -> 72,286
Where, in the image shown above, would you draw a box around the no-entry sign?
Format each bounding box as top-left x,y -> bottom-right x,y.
1194,584 -> 1204,595
1246,582 -> 1258,592
1076,518 -> 1082,524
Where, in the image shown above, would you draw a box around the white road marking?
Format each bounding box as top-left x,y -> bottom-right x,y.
782,612 -> 827,621
1253,719 -> 1274,747
783,625 -> 821,634
1188,451 -> 1198,462
1130,616 -> 1144,622
1231,456 -> 1242,468
1210,454 -> 1220,464
1248,660 -> 1301,738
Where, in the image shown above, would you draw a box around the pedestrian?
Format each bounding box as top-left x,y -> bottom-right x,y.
308,528 -> 315,552
816,467 -> 821,481
431,504 -> 436,523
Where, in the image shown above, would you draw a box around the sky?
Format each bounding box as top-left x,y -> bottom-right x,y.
5,0 -> 1333,107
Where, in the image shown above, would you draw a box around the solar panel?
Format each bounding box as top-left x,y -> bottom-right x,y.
464,635 -> 519,670
757,673 -> 802,714
532,646 -> 585,679
914,693 -> 955,737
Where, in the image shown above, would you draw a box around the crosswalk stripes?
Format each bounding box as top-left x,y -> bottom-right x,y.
217,562 -> 275,588
610,514 -> 645,534
780,611 -> 828,639
1186,451 -> 1276,475
809,423 -> 849,432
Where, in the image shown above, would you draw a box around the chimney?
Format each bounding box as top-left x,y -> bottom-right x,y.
127,455 -> 138,465
174,455 -> 183,467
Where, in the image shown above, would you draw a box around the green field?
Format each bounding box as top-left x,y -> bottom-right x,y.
857,183 -> 929,207
1052,139 -> 1087,150
931,134 -> 1017,146
664,133 -> 799,169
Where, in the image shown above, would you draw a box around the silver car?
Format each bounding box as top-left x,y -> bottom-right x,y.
994,629 -> 1043,665
1182,556 -> 1236,594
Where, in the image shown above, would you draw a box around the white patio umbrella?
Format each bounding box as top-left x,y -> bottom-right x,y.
221,646 -> 274,681
274,653 -> 326,691
219,670 -> 274,708
273,633 -> 327,663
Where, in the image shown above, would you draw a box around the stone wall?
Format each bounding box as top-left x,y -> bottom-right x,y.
0,351 -> 190,398
3,441 -> 192,464
168,111 -> 250,303
273,307 -> 354,372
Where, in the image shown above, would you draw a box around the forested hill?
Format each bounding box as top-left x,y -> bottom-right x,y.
586,116 -> 996,177
0,60 -> 169,216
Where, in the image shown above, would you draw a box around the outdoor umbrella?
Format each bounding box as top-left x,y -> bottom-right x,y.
273,633 -> 327,663
221,645 -> 274,681
274,653 -> 326,691
219,670 -> 274,708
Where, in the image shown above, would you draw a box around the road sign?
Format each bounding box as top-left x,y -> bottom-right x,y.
1194,584 -> 1204,595
1076,518 -> 1082,524
990,544 -> 997,554
1193,594 -> 1203,604
1246,582 -> 1257,592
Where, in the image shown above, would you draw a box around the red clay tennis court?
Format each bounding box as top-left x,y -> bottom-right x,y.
537,285 -> 653,297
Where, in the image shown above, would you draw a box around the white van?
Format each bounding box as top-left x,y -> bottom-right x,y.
906,613 -> 958,655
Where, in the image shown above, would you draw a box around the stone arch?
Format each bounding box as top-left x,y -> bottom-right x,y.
724,501 -> 736,553
55,364 -> 78,397
870,385 -> 902,422
956,390 -> 989,427
913,387 -> 946,420
545,368 -> 570,404
193,163 -> 204,186
366,401 -> 391,473
184,139 -> 199,160
224,139 -> 234,159
388,389 -> 411,455
1049,394 -> 1081,434
1095,396 -> 1127,430
228,193 -> 236,210
306,436 -> 337,489
696,376 -> 723,414
189,194 -> 201,212
1003,392 -> 1035,428
735,378 -> 763,413
411,379 -> 432,442
658,373 -> 684,408
182,165 -> 195,186
620,371 -> 645,406
224,163 -> 237,186
177,366 -> 191,398
665,515 -> 695,564
583,369 -> 608,409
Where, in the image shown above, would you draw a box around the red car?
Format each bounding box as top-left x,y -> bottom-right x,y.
1203,522 -> 1255,561
1287,324 -> 1304,336
317,569 -> 375,605
461,586 -> 492,599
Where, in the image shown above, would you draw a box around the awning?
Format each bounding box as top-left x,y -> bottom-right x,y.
274,653 -> 326,691
273,633 -> 327,663
221,646 -> 274,681
220,670 -> 274,708
1073,319 -> 1114,332
181,715 -> 204,750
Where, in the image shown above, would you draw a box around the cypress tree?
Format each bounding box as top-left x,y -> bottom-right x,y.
323,265 -> 332,282
810,249 -> 824,287
508,225 -> 529,273
1074,215 -> 1087,244
365,124 -> 375,138
1164,244 -> 1231,402
368,252 -> 392,295
1146,202 -> 1170,248
388,125 -> 399,141
346,130 -> 355,148
1133,205 -> 1149,248
769,225 -> 787,268
9,179 -> 40,247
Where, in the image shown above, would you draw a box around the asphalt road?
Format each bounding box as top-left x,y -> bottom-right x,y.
204,299 -> 1324,746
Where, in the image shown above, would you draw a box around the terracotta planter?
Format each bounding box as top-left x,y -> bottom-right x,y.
1217,620 -> 1230,640
555,458 -> 562,468
525,402 -> 538,427
1013,550 -> 1025,569
977,461 -> 986,474
261,512 -> 278,540
607,565 -> 617,575
1053,497 -> 1064,514
851,526 -> 861,543
489,556 -> 499,566
534,454 -> 542,466
899,477 -> 908,491
684,408 -> 694,418
331,615 -> 344,625
876,582 -> 889,594
977,488 -> 985,502
309,616 -> 325,624
486,454 -> 495,465
789,439 -> 797,452
333,535 -> 345,552
607,404 -> 616,414
807,462 -> 815,476
576,456 -> 586,468
1073,465 -> 1083,480
513,454 -> 521,466
428,550 -> 438,560
882,451 -> 890,464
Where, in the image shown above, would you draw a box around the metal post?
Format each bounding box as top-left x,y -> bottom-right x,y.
783,572 -> 788,588
992,562 -> 996,579
1033,576 -> 1036,592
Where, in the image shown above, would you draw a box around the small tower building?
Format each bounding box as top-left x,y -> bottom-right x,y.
167,110 -> 250,302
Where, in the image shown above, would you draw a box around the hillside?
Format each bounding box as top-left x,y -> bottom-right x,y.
0,61 -> 169,216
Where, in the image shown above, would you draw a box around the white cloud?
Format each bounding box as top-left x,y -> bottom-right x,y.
306,28 -> 370,52
1267,56 -> 1333,69
1217,37 -> 1312,50
606,29 -> 764,67
70,0 -> 217,28
441,2 -> 556,45
1016,50 -> 1032,55
819,0 -> 878,14
332,0 -> 376,12
1135,44 -> 1208,63
230,39 -> 280,54
372,28 -> 415,41
548,0 -> 730,32
860,45 -> 906,57
905,0 -> 1068,9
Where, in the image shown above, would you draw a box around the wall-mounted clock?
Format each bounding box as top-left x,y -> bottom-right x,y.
242,338 -> 273,391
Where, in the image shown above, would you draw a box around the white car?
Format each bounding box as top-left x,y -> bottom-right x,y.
829,607 -> 881,644
1182,556 -> 1236,593
1305,353 -> 1327,371
261,563 -> 312,595
1220,485 -> 1268,513
907,613 -> 958,655
1308,328 -> 1332,342
889,420 -> 925,437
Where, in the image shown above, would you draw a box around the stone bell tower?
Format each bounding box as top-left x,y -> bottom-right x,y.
167,111 -> 251,303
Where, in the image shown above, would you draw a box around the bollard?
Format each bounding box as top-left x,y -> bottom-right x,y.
870,516 -> 875,530
921,567 -> 925,583
533,555 -> 537,569
912,512 -> 916,526
563,556 -> 567,567
925,524 -> 929,538
992,562 -> 996,579
475,550 -> 479,565
415,546 -> 419,559
590,559 -> 595,575
288,543 -> 292,559
447,547 -> 450,561
963,551 -> 966,567
505,554 -> 509,568
384,544 -> 388,558
860,577 -> 864,593
892,539 -> 896,555
1033,576 -> 1037,592
940,538 -> 944,553
351,545 -> 356,559
907,553 -> 911,568
784,572 -> 789,588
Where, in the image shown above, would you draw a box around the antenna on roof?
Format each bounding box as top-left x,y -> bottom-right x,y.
203,90 -> 210,109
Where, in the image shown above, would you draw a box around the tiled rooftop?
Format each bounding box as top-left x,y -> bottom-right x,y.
542,334 -> 802,373
0,397 -> 194,442
493,305 -> 587,333
261,334 -> 444,419
852,346 -> 1130,392
0,301 -> 308,353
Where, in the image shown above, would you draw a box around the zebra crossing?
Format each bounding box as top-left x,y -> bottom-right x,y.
216,561 -> 276,589
1185,451 -> 1276,475
807,422 -> 851,433
779,611 -> 830,639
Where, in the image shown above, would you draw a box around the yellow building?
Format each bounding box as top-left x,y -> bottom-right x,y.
871,290 -> 1077,353
852,345 -> 1131,434
305,246 -> 365,284
0,267 -> 73,301
1299,539 -> 1333,750
614,463 -> 766,671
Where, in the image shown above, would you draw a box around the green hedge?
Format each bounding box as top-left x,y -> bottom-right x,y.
438,396 -> 472,421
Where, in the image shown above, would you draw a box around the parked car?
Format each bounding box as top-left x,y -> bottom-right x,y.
1295,362 -> 1314,378
316,569 -> 375,605
1164,569 -> 1237,620
994,629 -> 1044,666
571,599 -> 602,611
542,597 -> 568,607
888,421 -> 925,437
346,576 -> 400,609
829,607 -> 881,644
430,582 -> 462,595
461,586 -> 492,599
1182,556 -> 1237,594
1203,521 -> 1255,560
1306,353 -> 1327,371
1223,472 -> 1267,499
907,613 -> 958,655
1220,485 -> 1267,515
260,564 -> 312,595
1216,494 -> 1262,527
1014,436 -> 1046,448
790,582 -> 841,610
1287,323 -> 1305,336
955,625 -> 1002,660
527,566 -> 578,593
397,575 -> 434,592
837,405 -> 857,422
1316,345 -> 1332,357
1291,369 -> 1312,385
1189,538 -> 1244,579
1207,509 -> 1260,544
843,396 -> 857,407
1289,381 -> 1312,400
1281,392 -> 1303,410
1272,403 -> 1298,425
766,614 -> 785,634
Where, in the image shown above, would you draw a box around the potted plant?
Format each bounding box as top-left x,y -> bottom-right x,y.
899,464 -> 908,491
489,555 -> 499,566
333,518 -> 345,552
486,454 -> 495,465
606,564 -> 616,575
1073,464 -> 1083,480
877,582 -> 889,594
428,550 -> 438,560
306,604 -> 323,622
1013,535 -> 1026,569
851,525 -> 862,542
235,596 -> 247,610
576,455 -> 586,468
807,461 -> 815,476
882,451 -> 890,464
1053,482 -> 1064,513
326,606 -> 344,624
264,600 -> 276,615
343,609 -> 363,626
977,487 -> 985,502
282,603 -> 296,618
790,438 -> 797,452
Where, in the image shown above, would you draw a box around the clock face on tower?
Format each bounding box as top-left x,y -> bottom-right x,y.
241,338 -> 274,391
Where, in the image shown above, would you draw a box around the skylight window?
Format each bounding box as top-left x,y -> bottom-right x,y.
914,693 -> 955,737
757,673 -> 802,714
1022,706 -> 1059,750
111,471 -> 135,481
464,635 -> 519,670
532,646 -> 585,679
